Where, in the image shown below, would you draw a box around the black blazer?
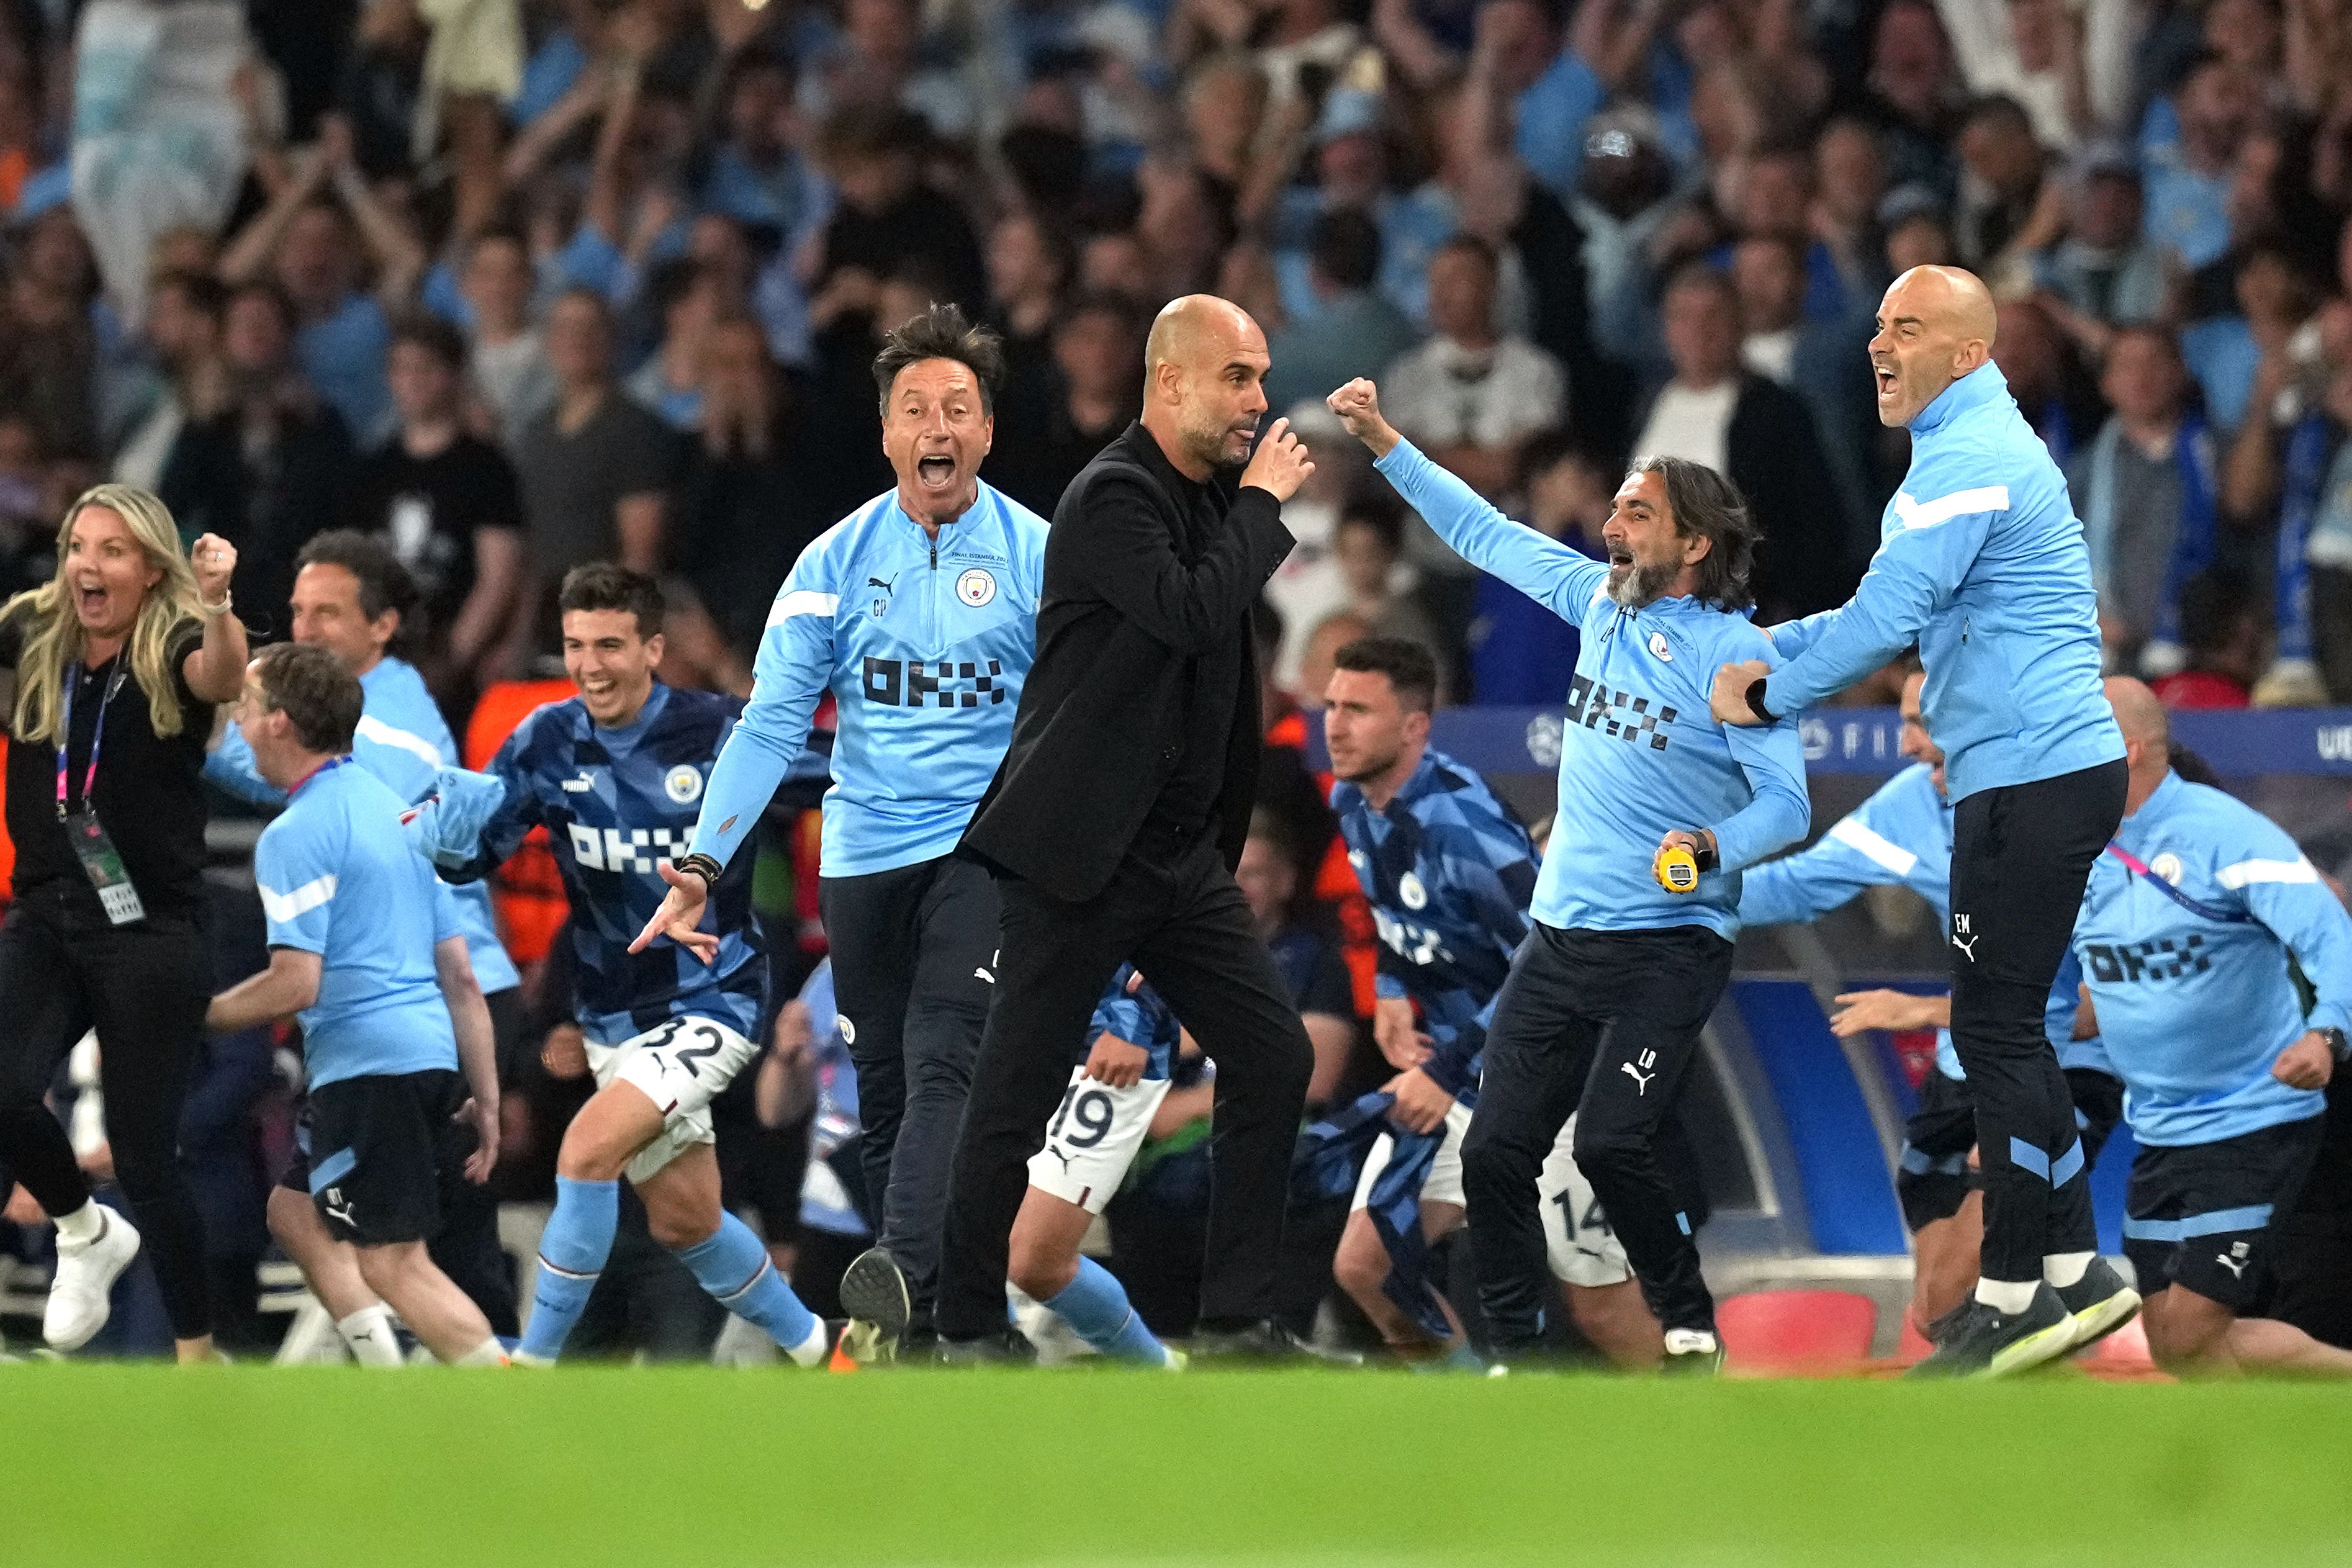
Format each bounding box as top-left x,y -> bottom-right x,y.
962,423 -> 1295,903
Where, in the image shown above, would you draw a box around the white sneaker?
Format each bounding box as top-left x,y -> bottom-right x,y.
43,1209 -> 142,1351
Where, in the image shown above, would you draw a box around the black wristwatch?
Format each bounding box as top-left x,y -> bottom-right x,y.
1744,677 -> 1779,724
2322,1027 -> 2350,1063
1692,832 -> 1721,873
674,852 -> 723,890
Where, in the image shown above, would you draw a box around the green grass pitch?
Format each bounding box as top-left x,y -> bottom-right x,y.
2,1364 -> 2348,1567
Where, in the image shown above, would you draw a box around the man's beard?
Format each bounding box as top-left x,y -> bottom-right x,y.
1335,744 -> 1402,786
1606,558 -> 1678,609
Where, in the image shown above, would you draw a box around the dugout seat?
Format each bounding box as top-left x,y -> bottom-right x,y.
1718,1289 -> 1878,1376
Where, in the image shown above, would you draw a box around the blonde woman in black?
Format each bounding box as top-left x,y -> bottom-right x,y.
0,485 -> 245,1361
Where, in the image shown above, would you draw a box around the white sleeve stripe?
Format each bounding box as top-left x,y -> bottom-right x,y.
258,874 -> 338,923
1892,485 -> 2010,530
2215,857 -> 2318,889
354,715 -> 446,770
1826,817 -> 1919,876
767,590 -> 839,628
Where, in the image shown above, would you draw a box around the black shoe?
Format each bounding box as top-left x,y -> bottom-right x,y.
931,1328 -> 1037,1367
2054,1258 -> 2142,1354
837,1246 -> 911,1365
1920,1298 -> 1973,1346
1187,1320 -> 1364,1366
1659,1327 -> 1724,1375
1906,1284 -> 2078,1379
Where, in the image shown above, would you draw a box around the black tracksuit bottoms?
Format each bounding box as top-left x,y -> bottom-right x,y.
1949,758 -> 2127,1284
1462,922 -> 1734,1346
934,838 -> 1312,1341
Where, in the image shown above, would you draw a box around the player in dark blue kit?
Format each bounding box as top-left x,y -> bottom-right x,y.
1321,638 -> 1656,1368
416,567 -> 833,1366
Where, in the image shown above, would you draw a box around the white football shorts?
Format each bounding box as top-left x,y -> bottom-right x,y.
588,1015 -> 761,1184
1026,1066 -> 1171,1215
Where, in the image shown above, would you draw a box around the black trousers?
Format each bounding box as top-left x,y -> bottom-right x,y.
1949,759 -> 2127,1282
1462,923 -> 1734,1346
934,839 -> 1313,1341
0,893 -> 213,1339
818,853 -> 1000,1313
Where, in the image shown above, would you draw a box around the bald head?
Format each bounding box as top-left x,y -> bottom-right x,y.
1142,292 -> 1273,478
1868,264 -> 1999,427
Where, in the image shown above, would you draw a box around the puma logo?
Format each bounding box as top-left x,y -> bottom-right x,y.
975,965 -> 996,983
2216,1252 -> 2247,1279
867,574 -> 897,593
1620,1047 -> 1658,1095
1952,934 -> 1979,962
1047,1147 -> 1074,1173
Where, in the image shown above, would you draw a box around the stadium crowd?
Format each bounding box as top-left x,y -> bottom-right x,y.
4,0 -> 2352,1372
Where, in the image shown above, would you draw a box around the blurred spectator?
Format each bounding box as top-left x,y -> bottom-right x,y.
627,258 -> 719,431
1466,430 -> 1604,705
1263,210 -> 1419,420
1992,294 -> 2105,466
1567,107 -> 1680,379
669,315 -> 815,657
1881,183 -> 1958,274
1381,235 -> 1566,501
1811,114 -> 1893,309
0,205 -> 99,463
2150,567 -> 2264,710
160,281 -> 356,619
346,312 -> 526,701
1952,94 -> 2060,287
1860,0 -> 1965,199
1270,88 -> 1453,330
459,228 -> 557,445
985,210 -> 1075,412
1299,609 -> 1372,711
512,289 -> 674,656
2182,241 -> 2318,432
2142,52 -> 2255,275
1732,233 -> 1882,546
2034,151 -> 2166,353
1632,263 -> 1849,620
809,105 -> 983,321
698,46 -> 824,253
1232,809 -> 1358,1112
801,0 -> 974,141
113,270 -> 232,497
2071,325 -> 2219,677
1331,497 -> 1444,686
985,291 -> 1143,519
219,115 -> 424,446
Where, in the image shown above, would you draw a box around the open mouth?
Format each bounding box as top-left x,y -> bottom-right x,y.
1606,547 -> 1634,568
75,584 -> 107,617
916,454 -> 956,485
1874,364 -> 1899,397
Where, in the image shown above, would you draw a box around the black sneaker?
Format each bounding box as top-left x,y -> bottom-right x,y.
1188,1320 -> 1364,1366
931,1328 -> 1037,1367
837,1247 -> 911,1365
1920,1298 -> 1973,1346
1906,1284 -> 2078,1379
2054,1258 -> 2142,1354
1660,1327 -> 1725,1375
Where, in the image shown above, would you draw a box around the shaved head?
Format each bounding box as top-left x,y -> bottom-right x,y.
1142,292 -> 1272,477
1868,264 -> 1999,426
2104,676 -> 2169,749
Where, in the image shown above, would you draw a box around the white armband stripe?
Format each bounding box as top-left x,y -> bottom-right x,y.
1826,816 -> 1919,877
767,590 -> 839,628
1892,485 -> 2011,531
2215,857 -> 2318,889
354,715 -> 446,770
258,874 -> 338,924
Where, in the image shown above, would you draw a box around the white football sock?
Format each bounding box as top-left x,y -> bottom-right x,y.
785,1316 -> 831,1369
2043,1251 -> 2094,1289
453,1337 -> 509,1367
336,1305 -> 404,1367
54,1201 -> 103,1245
1975,1277 -> 2039,1314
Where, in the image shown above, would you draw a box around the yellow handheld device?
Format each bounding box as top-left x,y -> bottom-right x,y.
1654,843 -> 1700,894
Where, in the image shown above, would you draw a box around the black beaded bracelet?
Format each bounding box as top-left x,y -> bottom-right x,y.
674,852 -> 723,888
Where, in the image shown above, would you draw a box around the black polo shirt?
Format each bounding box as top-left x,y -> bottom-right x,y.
0,611 -> 214,921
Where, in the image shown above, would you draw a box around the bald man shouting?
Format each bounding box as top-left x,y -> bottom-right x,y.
1709,264 -> 2140,1377
937,295 -> 1343,1361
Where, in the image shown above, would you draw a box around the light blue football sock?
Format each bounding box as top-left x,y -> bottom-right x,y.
521,1176 -> 618,1361
1045,1258 -> 1171,1367
676,1212 -> 825,1365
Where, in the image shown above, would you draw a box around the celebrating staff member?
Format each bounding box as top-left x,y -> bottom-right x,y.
934,295 -> 1329,1362
0,486 -> 246,1360
1328,377 -> 1808,1373
1710,266 -> 2138,1377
